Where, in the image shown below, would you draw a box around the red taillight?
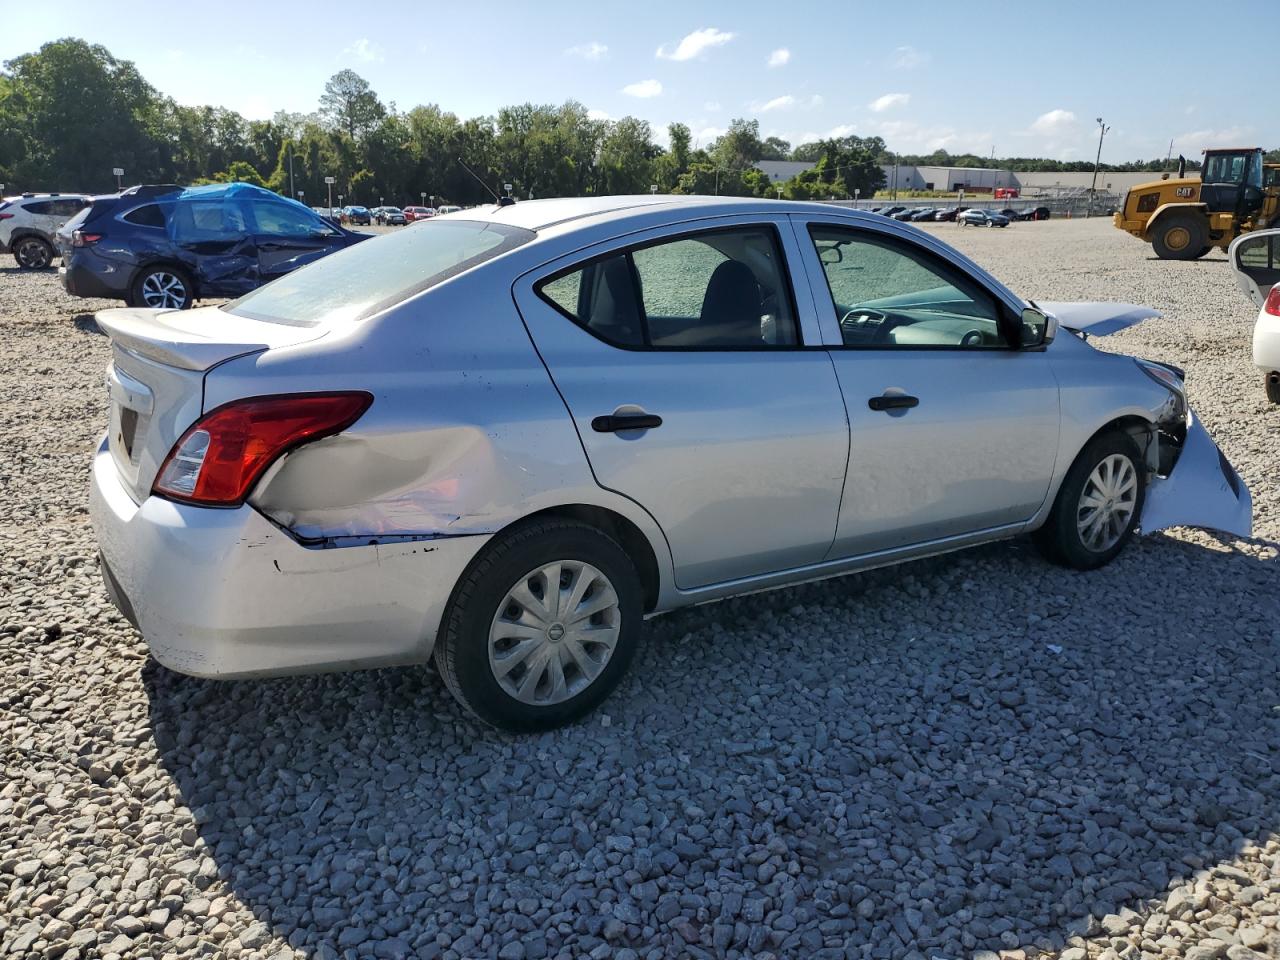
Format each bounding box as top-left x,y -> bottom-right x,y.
152,392 -> 373,506
72,230 -> 102,246
0,213 -> 13,220
1266,284 -> 1280,317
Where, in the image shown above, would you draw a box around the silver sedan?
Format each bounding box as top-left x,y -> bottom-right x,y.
89,196 -> 1250,730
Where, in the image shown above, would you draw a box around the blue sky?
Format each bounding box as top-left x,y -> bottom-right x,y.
4,0 -> 1275,161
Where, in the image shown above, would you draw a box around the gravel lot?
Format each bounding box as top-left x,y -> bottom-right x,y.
2,217 -> 1278,960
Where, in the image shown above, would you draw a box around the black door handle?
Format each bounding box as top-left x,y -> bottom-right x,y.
592,413 -> 663,433
868,394 -> 919,411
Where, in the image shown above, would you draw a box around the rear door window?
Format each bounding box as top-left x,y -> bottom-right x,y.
250,200 -> 335,237
536,226 -> 799,349
169,199 -> 249,243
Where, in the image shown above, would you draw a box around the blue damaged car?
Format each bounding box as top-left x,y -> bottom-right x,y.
57,182 -> 369,310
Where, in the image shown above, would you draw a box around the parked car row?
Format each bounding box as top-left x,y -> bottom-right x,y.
865,204 -> 1051,225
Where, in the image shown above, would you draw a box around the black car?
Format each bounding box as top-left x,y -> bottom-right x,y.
878,206 -> 906,218
907,207 -> 937,221
58,183 -> 369,310
933,207 -> 963,221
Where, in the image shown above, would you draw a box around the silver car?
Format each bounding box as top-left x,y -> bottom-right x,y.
89,196 -> 1251,730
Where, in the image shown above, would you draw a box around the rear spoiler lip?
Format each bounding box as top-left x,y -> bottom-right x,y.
94,306 -> 320,371
1035,300 -> 1163,336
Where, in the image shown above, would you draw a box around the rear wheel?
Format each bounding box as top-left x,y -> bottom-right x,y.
13,236 -> 54,270
434,519 -> 644,731
1151,214 -> 1207,260
128,265 -> 194,310
1034,432 -> 1146,570
1193,246 -> 1213,259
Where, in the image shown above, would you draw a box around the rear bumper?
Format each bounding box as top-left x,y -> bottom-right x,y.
61,256 -> 125,300
89,437 -> 490,679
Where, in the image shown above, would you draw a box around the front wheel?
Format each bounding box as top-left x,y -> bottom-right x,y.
128,265 -> 194,310
434,519 -> 644,731
1151,214 -> 1207,260
1034,432 -> 1146,570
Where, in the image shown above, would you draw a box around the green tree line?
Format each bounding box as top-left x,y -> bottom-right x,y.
3,38 -> 1251,208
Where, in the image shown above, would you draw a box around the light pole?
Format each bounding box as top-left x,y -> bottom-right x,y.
1090,117 -> 1110,214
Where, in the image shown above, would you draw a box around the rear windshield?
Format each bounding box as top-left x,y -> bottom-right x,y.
225,219 -> 534,327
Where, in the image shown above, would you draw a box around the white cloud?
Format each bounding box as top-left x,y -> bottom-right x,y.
893,45 -> 928,69
622,79 -> 663,98
767,48 -> 791,67
1030,109 -> 1077,135
703,100 -> 722,112
343,38 -> 383,63
656,27 -> 735,61
694,126 -> 726,146
876,120 -> 992,155
869,93 -> 910,113
566,41 -> 608,60
753,94 -> 822,113
1171,126 -> 1251,154
587,108 -> 612,121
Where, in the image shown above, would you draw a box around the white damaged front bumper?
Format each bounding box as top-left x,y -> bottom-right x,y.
1141,411 -> 1252,540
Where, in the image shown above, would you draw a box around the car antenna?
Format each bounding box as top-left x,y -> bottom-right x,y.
456,158 -> 503,204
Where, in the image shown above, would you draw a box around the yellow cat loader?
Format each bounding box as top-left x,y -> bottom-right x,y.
1113,148 -> 1280,259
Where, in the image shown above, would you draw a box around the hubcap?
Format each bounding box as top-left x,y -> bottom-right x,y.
1165,226 -> 1190,251
140,271 -> 187,309
488,560 -> 621,706
1076,453 -> 1138,552
16,240 -> 50,268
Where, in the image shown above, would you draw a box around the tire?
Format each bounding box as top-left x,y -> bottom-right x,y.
1265,374 -> 1280,405
13,236 -> 54,270
1193,245 -> 1213,259
1033,431 -> 1146,570
1151,213 -> 1207,260
127,264 -> 194,310
434,518 -> 644,731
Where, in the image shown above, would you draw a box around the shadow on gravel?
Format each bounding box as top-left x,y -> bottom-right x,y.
72,314 -> 103,336
146,534 -> 1280,959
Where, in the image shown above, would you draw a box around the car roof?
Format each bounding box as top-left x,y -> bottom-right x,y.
454,194 -> 905,234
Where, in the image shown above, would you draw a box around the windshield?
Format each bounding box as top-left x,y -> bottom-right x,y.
225,219 -> 535,327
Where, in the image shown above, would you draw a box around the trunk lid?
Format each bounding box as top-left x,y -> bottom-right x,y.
96,306 -> 325,503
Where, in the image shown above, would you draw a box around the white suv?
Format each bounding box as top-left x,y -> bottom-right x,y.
0,193 -> 92,269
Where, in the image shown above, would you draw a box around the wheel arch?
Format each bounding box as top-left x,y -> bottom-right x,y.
129,259 -> 199,300
1143,202 -> 1208,241
1033,412 -> 1157,531
498,503 -> 663,613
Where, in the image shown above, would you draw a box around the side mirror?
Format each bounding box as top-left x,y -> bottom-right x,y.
1020,306 -> 1056,348
819,244 -> 844,265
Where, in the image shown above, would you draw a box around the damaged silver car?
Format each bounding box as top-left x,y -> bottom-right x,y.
88,196 -> 1251,731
